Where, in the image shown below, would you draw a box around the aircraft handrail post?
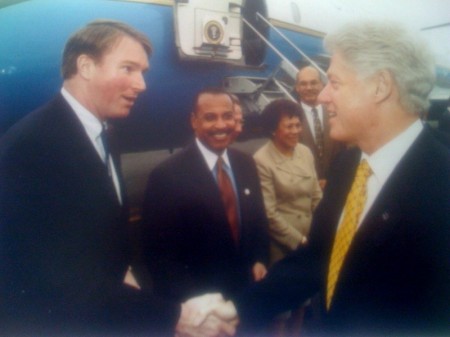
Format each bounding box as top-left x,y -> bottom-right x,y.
255,12 -> 327,78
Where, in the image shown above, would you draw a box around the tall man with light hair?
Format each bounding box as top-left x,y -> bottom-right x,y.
0,20 -> 237,337
233,21 -> 450,336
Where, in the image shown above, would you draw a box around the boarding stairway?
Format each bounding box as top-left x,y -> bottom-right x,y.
223,12 -> 327,120
223,59 -> 298,115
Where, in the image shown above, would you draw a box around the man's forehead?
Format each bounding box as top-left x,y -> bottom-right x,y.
199,92 -> 230,101
198,93 -> 232,108
298,67 -> 321,81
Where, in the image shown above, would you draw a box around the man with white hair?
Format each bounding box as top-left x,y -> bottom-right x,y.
233,21 -> 450,336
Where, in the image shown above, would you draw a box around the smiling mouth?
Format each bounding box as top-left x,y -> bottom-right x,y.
212,132 -> 230,140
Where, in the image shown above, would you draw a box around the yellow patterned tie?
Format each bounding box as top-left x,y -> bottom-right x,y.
326,159 -> 372,310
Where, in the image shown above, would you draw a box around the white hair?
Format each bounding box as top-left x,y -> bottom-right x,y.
324,21 -> 435,116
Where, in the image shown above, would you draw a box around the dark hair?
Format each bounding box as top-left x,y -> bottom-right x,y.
260,99 -> 301,136
62,19 -> 152,79
192,87 -> 232,114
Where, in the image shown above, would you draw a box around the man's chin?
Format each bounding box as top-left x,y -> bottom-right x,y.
208,143 -> 230,154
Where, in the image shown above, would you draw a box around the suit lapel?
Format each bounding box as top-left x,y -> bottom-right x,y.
299,108 -> 317,154
186,143 -> 219,192
326,148 -> 361,238
187,144 -> 237,247
354,131 -> 428,246
336,129 -> 434,289
51,95 -> 122,207
228,149 -> 246,208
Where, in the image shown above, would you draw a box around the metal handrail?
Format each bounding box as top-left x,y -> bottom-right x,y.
255,12 -> 327,77
242,17 -> 298,75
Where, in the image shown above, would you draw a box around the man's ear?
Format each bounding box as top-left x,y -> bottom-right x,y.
190,112 -> 197,131
374,70 -> 393,103
77,54 -> 95,80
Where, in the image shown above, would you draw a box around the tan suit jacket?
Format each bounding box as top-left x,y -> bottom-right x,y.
254,141 -> 322,264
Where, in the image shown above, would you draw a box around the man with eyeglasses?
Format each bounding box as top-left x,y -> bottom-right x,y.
141,87 -> 269,308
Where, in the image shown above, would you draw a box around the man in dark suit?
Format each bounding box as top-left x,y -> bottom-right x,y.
234,21 -> 450,336
295,65 -> 344,189
141,88 -> 269,303
0,20 -> 236,337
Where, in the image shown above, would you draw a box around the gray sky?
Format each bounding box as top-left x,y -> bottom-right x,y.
268,0 -> 450,66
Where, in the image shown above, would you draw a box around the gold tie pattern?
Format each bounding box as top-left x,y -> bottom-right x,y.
326,159 -> 372,310
311,107 -> 324,159
216,156 -> 239,244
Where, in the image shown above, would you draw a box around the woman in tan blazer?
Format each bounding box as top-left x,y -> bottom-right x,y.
254,99 -> 322,265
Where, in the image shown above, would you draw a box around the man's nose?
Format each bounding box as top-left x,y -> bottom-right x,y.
133,72 -> 147,92
215,117 -> 228,128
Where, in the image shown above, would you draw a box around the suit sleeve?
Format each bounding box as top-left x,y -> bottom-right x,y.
238,154 -> 270,268
0,131 -> 180,336
235,149 -> 352,334
236,242 -> 322,333
305,148 -> 323,211
141,164 -> 197,301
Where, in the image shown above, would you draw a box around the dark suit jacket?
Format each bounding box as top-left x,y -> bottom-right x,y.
141,142 -> 269,302
299,105 -> 344,179
0,95 -> 179,336
236,127 -> 450,336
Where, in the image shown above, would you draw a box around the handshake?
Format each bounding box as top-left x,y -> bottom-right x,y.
176,293 -> 239,337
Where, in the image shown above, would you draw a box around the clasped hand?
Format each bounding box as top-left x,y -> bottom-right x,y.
175,293 -> 238,337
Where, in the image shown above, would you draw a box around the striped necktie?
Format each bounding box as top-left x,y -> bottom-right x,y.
326,159 -> 372,310
311,107 -> 324,159
100,124 -> 112,176
216,156 -> 239,244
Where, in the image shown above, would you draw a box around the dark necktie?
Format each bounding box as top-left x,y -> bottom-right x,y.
216,156 -> 239,244
312,107 -> 324,159
100,124 -> 112,176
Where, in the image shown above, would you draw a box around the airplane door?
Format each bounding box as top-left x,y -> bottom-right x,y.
174,0 -> 245,64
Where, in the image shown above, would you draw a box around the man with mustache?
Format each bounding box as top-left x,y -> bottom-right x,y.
141,87 -> 269,305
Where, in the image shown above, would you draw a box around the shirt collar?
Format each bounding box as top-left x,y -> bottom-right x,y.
301,102 -> 322,114
362,119 -> 423,186
195,138 -> 231,171
61,87 -> 103,140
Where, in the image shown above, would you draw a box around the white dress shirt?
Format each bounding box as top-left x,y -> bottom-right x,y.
195,138 -> 241,222
61,87 -> 122,204
300,102 -> 324,140
348,119 -> 424,229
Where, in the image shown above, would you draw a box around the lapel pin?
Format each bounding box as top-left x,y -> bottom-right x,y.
244,188 -> 250,196
382,212 -> 390,221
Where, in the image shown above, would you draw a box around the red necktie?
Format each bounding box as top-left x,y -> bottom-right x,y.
216,156 -> 239,243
